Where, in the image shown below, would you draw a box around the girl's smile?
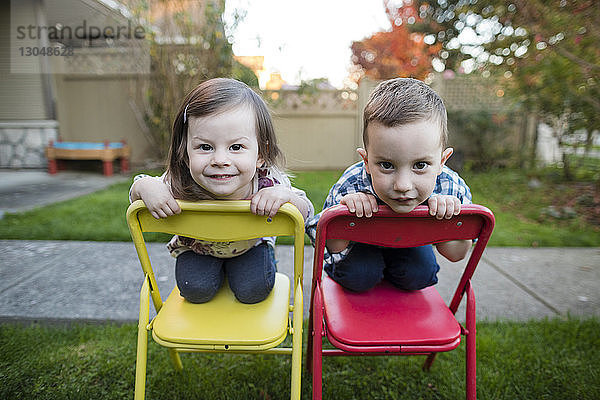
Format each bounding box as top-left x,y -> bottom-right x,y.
207,174 -> 236,180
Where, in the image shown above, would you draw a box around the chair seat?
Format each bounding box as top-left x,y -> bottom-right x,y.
152,272 -> 290,349
322,275 -> 461,350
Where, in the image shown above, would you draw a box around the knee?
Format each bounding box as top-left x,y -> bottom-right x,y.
334,270 -> 381,292
389,260 -> 439,291
330,244 -> 384,292
383,246 -> 440,291
229,265 -> 275,304
399,270 -> 438,291
227,243 -> 276,304
178,279 -> 221,303
175,251 -> 223,303
232,279 -> 274,304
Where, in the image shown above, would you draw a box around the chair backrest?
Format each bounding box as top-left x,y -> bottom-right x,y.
312,204 -> 495,314
127,199 -> 306,311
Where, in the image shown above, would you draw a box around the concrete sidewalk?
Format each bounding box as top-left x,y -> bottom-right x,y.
0,170 -> 128,216
0,240 -> 598,323
0,170 -> 598,323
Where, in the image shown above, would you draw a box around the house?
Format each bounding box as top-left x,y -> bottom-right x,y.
1,0 -> 150,169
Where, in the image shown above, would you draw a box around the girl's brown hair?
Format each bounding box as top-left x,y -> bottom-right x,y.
166,78 -> 283,200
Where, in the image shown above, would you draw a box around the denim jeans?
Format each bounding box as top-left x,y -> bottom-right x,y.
324,243 -> 440,292
175,242 -> 276,304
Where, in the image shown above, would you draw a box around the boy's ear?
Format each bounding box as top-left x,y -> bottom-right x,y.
356,148 -> 370,173
439,147 -> 454,173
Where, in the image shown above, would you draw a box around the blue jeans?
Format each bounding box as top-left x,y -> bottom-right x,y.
175,242 -> 276,304
324,243 -> 440,292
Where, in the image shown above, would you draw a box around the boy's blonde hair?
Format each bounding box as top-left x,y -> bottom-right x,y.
363,78 -> 448,149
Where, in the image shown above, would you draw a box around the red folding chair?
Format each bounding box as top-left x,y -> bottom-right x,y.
307,204 -> 494,400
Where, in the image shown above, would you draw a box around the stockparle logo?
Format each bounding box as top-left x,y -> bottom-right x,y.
10,0 -> 150,75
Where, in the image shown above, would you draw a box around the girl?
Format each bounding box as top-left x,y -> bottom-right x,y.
130,78 -> 313,304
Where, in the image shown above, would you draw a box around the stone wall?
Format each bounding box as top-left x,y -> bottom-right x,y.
0,121 -> 58,168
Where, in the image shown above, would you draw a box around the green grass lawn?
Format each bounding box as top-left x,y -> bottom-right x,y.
0,168 -> 598,246
1,318 -> 598,399
463,168 -> 600,246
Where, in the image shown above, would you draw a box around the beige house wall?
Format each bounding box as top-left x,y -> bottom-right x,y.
0,0 -> 61,168
274,111 -> 360,170
54,78 -> 367,170
50,76 -> 371,170
52,76 -> 368,170
54,75 -> 152,164
0,0 -> 47,120
264,86 -> 374,171
52,75 -> 519,171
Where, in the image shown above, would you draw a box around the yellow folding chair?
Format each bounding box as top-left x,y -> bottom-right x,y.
126,200 -> 305,399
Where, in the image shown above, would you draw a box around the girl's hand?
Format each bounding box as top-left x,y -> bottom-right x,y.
250,186 -> 295,217
427,195 -> 461,220
131,177 -> 181,219
340,192 -> 378,217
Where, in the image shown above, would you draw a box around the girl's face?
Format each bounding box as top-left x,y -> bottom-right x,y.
186,105 -> 263,200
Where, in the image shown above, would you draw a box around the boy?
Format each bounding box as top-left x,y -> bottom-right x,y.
306,78 -> 472,292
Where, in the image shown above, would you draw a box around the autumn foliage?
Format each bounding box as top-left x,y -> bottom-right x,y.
350,1 -> 440,81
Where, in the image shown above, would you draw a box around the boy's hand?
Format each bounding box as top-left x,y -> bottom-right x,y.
133,177 -> 181,219
428,195 -> 461,220
251,186 -> 294,217
340,192 -> 378,217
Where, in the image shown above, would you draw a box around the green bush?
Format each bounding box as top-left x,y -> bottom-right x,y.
448,110 -> 523,171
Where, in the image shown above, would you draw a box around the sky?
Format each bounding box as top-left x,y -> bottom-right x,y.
223,0 -> 391,88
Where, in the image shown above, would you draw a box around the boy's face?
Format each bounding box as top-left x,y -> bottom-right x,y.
358,120 -> 453,214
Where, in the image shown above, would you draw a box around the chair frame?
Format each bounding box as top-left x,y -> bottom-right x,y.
127,200 -> 305,399
307,204 -> 494,400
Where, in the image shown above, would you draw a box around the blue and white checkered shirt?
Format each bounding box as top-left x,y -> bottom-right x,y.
305,161 -> 472,267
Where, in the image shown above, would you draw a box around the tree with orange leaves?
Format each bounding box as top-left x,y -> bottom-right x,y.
350,0 -> 441,81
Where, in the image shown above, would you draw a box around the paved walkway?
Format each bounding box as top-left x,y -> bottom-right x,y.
0,241 -> 598,323
0,170 -> 598,323
0,170 -> 128,216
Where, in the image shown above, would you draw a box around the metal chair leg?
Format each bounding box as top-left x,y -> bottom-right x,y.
290,282 -> 303,400
135,277 -> 151,400
423,352 -> 437,371
306,291 -> 315,374
312,287 -> 324,400
168,349 -> 183,371
466,281 -> 477,400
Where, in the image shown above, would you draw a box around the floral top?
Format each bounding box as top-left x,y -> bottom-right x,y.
130,166 -> 314,258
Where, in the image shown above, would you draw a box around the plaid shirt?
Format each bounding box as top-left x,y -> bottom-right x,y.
305,161 -> 472,267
